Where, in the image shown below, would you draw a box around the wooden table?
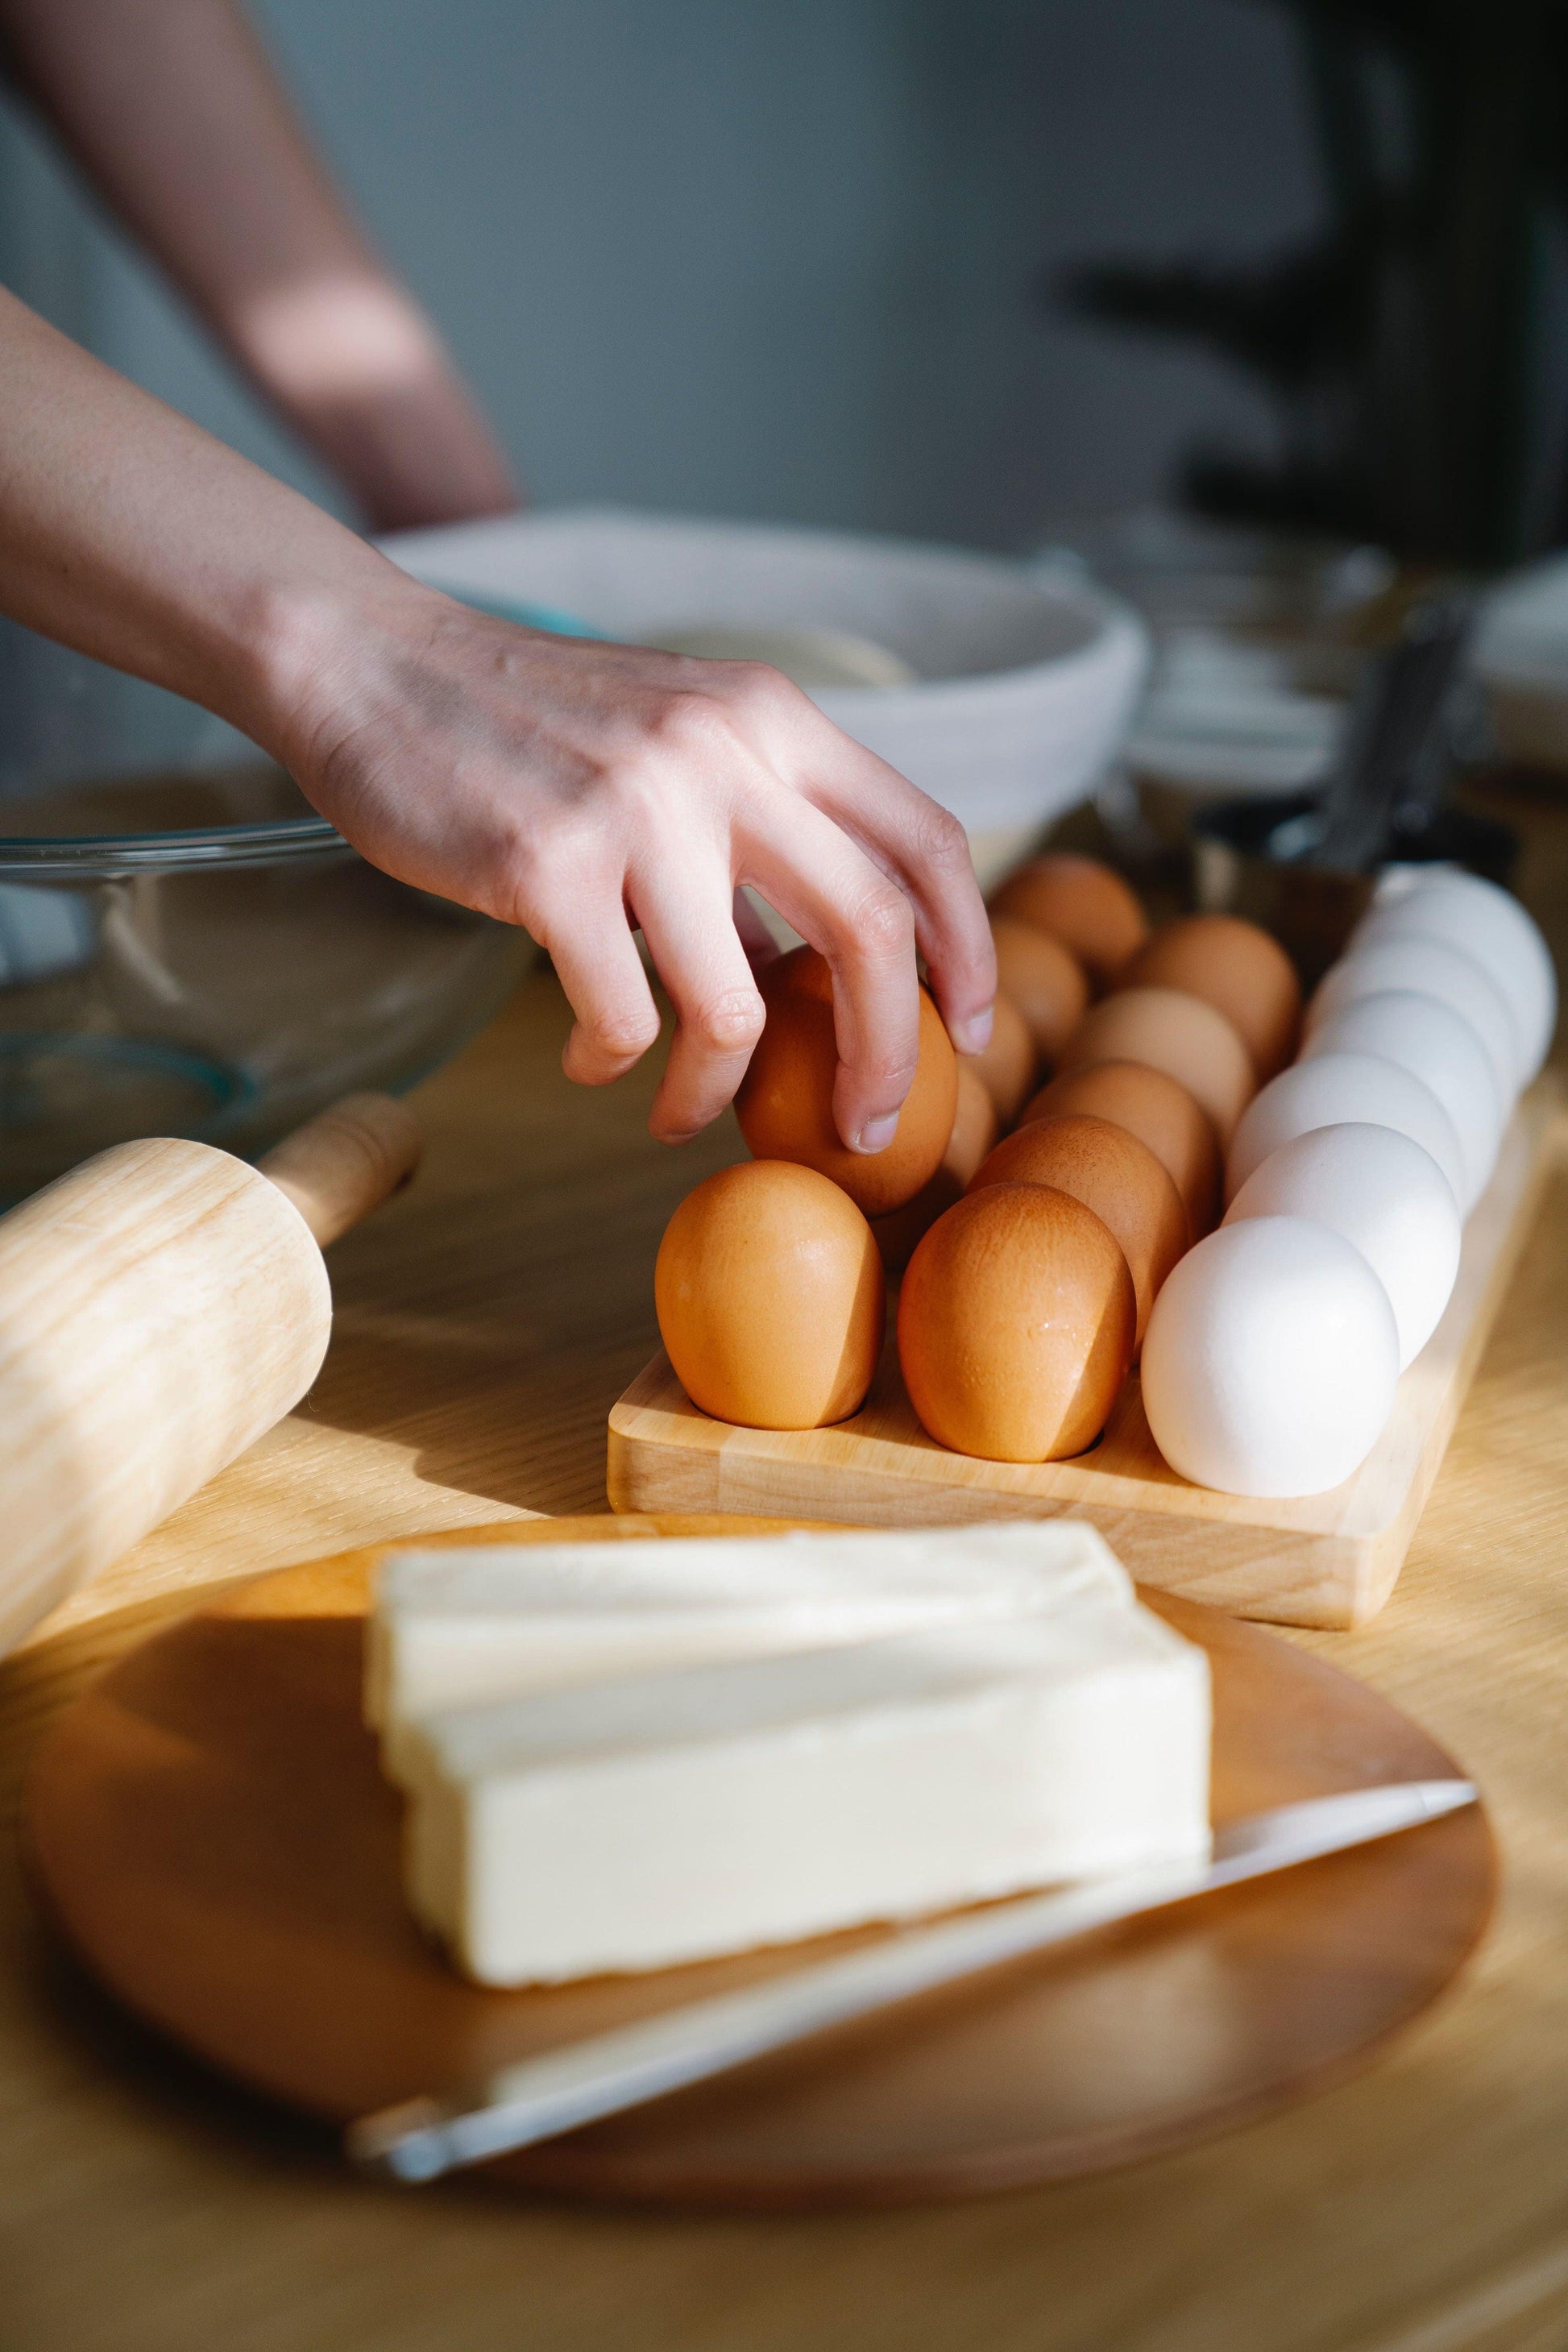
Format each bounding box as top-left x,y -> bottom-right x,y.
5,791 -> 1568,2351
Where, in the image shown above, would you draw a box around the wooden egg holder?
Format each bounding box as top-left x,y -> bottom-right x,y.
609,1081 -> 1564,1631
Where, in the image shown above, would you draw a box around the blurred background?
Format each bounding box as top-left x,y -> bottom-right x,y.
15,0 -> 1568,770
0,0 -> 1333,786
0,0 -> 1321,547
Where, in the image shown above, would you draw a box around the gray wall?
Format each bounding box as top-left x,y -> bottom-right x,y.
3,0 -> 1323,548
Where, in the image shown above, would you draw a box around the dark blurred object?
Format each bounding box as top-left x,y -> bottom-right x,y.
1313,595 -> 1479,866
1192,790 -> 1518,982
1189,596 -> 1520,980
1055,2 -> 1568,569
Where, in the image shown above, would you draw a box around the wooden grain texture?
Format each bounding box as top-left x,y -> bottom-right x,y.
257,1090 -> 423,1248
610,1082 -> 1563,1629
21,1520 -> 1493,2210
0,1135 -> 331,1656
1,777 -> 1567,2347
0,1093 -> 423,1660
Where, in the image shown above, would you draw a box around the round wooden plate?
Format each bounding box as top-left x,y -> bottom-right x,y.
23,1515 -> 1494,2210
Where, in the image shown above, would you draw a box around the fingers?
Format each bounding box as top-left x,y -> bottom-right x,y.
449,649 -> 990,1151
797,740 -> 996,1056
630,861 -> 766,1143
840,778 -> 996,1056
732,885 -> 783,974
736,789 -> 923,1154
707,669 -> 995,1056
539,888 -> 664,1089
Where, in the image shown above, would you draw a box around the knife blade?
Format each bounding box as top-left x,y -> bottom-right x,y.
348,1777 -> 1476,2183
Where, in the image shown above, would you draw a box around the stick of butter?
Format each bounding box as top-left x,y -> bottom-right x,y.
393,1584 -> 1211,1988
367,1521 -> 1128,1773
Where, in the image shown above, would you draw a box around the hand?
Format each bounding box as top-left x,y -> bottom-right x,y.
276,579 -> 997,1148
0,288 -> 991,1140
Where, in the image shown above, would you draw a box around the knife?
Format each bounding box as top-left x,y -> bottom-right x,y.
348,1777 -> 1476,2184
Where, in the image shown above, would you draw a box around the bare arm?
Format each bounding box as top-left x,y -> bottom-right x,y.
0,0 -> 516,529
0,288 -> 996,1143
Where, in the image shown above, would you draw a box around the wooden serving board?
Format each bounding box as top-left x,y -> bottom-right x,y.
609,1082 -> 1565,1630
23,1516 -> 1493,2211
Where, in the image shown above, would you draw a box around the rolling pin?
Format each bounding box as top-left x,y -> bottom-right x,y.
0,1091 -> 421,1657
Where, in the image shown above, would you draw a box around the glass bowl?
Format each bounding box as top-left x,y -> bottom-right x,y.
0,764 -> 529,1197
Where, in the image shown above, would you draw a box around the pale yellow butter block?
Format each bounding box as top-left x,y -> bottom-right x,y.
397,1600 -> 1212,1988
368,1520 -> 1130,1776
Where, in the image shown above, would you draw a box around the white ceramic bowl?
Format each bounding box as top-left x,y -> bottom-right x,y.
381,508 -> 1149,875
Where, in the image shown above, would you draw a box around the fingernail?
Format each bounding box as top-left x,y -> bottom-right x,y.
954,1006 -> 994,1056
854,1113 -> 900,1154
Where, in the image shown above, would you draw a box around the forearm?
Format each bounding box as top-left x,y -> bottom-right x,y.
0,0 -> 515,528
0,284 -> 412,747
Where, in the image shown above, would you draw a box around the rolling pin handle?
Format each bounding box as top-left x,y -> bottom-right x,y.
258,1093 -> 422,1249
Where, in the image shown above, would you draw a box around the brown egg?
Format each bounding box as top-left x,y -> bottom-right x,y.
899,1182 -> 1134,1460
1118,914 -> 1300,1081
969,1114 -> 1186,1349
960,989 -> 1036,1126
734,945 -> 957,1216
1017,1060 -> 1220,1236
872,1062 -> 999,1276
656,1160 -> 885,1429
989,918 -> 1089,1062
1059,987 -> 1255,1148
989,853 -> 1149,988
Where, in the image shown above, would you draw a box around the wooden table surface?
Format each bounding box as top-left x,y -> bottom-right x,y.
5,792 -> 1568,2351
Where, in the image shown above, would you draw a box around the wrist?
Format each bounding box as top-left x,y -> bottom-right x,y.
222,548 -> 440,777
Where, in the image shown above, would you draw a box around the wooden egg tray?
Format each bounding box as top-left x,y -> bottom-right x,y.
608,1081 -> 1563,1630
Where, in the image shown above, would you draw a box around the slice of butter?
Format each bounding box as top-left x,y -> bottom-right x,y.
368,1521 -> 1127,1773
396,1600 -> 1211,1987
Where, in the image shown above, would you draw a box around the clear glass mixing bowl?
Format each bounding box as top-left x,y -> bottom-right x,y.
0,762 -> 529,1197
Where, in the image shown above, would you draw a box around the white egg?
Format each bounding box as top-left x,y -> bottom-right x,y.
1355,871 -> 1556,1081
1305,936 -> 1520,1105
1226,1050 -> 1464,1210
1142,1216 -> 1400,1496
1223,1122 -> 1460,1368
1303,991 -> 1501,1212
